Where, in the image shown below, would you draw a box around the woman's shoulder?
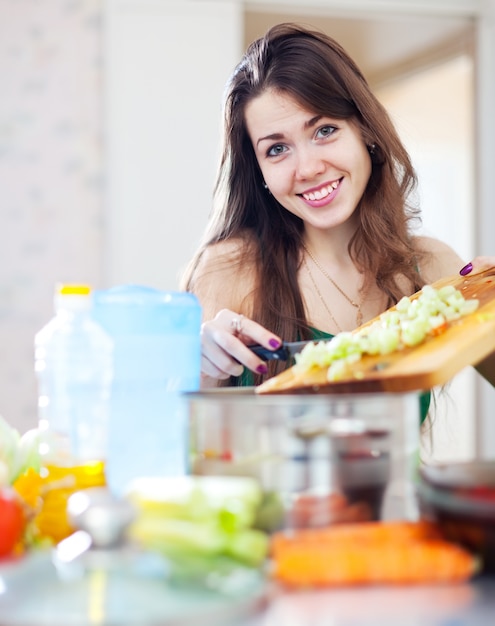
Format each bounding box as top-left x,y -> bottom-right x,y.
188,233 -> 258,318
412,234 -> 465,283
195,233 -> 257,275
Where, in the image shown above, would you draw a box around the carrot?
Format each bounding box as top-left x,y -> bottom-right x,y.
270,521 -> 478,587
272,539 -> 478,587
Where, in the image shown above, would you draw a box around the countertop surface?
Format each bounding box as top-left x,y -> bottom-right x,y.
241,576 -> 495,626
1,550 -> 494,626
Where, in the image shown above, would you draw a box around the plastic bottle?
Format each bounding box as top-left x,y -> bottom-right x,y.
34,284 -> 114,543
92,286 -> 202,496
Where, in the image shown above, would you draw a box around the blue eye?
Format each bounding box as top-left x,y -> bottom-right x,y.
267,144 -> 287,157
317,125 -> 337,139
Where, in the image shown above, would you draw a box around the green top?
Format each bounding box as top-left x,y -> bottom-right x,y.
235,326 -> 430,425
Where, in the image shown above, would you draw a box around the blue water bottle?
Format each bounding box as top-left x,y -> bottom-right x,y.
93,286 -> 202,496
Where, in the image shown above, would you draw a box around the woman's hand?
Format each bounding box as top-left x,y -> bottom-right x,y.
460,256 -> 495,276
200,309 -> 282,382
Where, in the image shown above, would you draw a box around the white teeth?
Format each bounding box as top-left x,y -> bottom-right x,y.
313,187 -> 328,200
302,181 -> 339,201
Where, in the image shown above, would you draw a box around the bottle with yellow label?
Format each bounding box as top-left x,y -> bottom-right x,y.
34,284 -> 113,543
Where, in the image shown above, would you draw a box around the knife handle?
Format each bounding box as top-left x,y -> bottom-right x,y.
248,344 -> 290,361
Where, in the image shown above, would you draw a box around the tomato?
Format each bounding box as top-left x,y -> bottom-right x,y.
0,488 -> 25,558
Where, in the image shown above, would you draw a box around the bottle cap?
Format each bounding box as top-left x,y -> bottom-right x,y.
57,284 -> 92,296
54,284 -> 93,313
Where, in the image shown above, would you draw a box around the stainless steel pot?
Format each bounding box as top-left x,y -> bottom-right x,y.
186,388 -> 420,530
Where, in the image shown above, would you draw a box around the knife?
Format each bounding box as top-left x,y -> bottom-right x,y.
248,340 -> 315,361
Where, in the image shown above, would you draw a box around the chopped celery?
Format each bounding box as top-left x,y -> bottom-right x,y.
293,284 -> 479,380
125,475 -> 269,571
129,517 -> 227,556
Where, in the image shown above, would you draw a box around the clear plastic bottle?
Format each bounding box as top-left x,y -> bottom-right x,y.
34,284 -> 114,543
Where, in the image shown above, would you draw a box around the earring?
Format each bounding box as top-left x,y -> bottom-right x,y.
263,181 -> 268,189
368,143 -> 376,155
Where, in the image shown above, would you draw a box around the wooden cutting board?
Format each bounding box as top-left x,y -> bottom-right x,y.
256,267 -> 495,395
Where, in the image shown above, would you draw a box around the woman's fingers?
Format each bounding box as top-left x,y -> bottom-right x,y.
200,309 -> 282,379
201,331 -> 244,378
460,256 -> 495,276
201,354 -> 238,380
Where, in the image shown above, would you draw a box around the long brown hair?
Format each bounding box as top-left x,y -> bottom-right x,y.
183,23 -> 427,379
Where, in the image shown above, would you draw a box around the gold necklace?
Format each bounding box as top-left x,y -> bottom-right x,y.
303,255 -> 343,333
302,244 -> 365,328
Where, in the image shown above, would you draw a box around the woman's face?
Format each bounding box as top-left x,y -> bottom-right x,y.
245,89 -> 372,231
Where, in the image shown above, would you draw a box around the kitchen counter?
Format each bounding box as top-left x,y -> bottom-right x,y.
1,549 -> 493,626
240,576 -> 495,626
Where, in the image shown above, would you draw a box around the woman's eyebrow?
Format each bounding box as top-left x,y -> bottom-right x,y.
256,133 -> 284,148
305,114 -> 322,129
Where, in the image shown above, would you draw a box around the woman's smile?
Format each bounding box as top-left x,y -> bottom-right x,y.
298,178 -> 342,207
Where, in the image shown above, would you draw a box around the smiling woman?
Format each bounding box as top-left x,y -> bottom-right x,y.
180,22 -> 495,426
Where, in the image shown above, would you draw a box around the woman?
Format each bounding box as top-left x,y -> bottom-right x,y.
182,23 -> 495,398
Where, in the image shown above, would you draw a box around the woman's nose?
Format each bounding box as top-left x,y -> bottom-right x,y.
294,146 -> 325,180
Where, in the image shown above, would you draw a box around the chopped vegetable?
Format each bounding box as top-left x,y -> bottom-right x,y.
126,476 -> 269,568
270,520 -> 478,587
294,285 -> 479,381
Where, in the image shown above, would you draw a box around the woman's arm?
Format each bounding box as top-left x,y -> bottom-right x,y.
188,239 -> 282,387
416,237 -> 495,388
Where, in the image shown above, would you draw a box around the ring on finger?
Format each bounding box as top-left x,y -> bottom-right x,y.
231,314 -> 244,336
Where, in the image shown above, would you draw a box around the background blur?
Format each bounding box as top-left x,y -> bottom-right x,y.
1,0 -> 494,463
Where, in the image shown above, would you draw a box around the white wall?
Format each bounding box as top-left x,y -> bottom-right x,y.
0,0 -> 105,434
104,0 -> 243,290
